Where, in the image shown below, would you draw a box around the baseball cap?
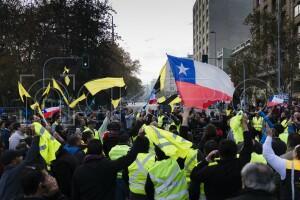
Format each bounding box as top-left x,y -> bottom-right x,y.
0,150 -> 24,166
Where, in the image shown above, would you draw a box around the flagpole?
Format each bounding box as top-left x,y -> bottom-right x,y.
25,97 -> 28,123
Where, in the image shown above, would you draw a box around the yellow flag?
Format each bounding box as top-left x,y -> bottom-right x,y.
111,98 -> 121,109
52,79 -> 69,105
42,83 -> 51,97
84,78 -> 125,96
159,64 -> 167,91
64,75 -> 70,86
30,102 -> 44,118
69,94 -> 86,109
18,82 -> 31,102
63,66 -> 70,74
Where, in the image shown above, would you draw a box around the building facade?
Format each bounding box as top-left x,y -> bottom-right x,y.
193,0 -> 252,65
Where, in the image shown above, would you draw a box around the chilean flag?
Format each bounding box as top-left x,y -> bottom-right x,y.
167,55 -> 234,109
43,107 -> 61,119
148,92 -> 157,104
267,96 -> 285,107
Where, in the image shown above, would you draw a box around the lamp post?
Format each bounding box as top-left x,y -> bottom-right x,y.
107,13 -> 115,43
277,0 -> 281,92
210,31 -> 217,66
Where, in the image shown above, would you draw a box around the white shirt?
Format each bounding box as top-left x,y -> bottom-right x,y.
9,130 -> 25,150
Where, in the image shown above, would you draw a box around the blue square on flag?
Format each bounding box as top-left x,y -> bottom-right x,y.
167,55 -> 195,84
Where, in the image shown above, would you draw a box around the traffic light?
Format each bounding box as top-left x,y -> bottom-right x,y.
202,55 -> 208,63
82,54 -> 89,69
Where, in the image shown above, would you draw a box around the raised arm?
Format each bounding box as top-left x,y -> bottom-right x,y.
263,129 -> 286,180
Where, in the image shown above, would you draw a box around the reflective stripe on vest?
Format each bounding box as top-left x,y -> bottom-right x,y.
149,158 -> 189,200
184,149 -> 198,183
157,115 -> 164,127
128,153 -> 155,195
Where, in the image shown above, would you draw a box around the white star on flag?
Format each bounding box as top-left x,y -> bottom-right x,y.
177,63 -> 189,76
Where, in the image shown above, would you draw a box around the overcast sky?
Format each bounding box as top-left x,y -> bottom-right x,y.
110,0 -> 195,84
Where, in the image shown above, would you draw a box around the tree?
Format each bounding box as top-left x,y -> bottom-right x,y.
0,0 -> 143,106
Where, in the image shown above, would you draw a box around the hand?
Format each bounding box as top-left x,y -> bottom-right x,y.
205,150 -> 219,163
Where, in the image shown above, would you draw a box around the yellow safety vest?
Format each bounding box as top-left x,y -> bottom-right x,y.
109,145 -> 130,178
252,116 -> 263,132
33,122 -> 61,165
145,125 -> 192,159
83,127 -> 100,140
250,152 -> 267,164
128,153 -> 155,195
148,158 -> 189,200
157,115 -> 164,128
184,149 -> 198,184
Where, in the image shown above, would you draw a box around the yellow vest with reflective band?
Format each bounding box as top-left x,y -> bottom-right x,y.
184,149 -> 198,184
250,152 -> 267,164
157,115 -> 164,128
252,116 -> 263,132
200,161 -> 218,195
281,119 -> 288,132
170,122 -> 181,132
149,158 -> 189,200
128,153 -> 155,195
230,114 -> 244,143
83,127 -> 100,140
144,125 -> 192,159
33,122 -> 61,165
109,145 -> 130,178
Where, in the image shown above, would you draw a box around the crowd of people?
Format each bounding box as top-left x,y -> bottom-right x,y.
0,102 -> 299,200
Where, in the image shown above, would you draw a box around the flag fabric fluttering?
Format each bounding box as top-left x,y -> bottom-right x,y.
43,107 -> 61,119
42,83 -> 51,97
267,95 -> 285,107
167,55 -> 234,109
18,82 -> 31,102
69,94 -> 86,109
84,78 -> 125,96
153,63 -> 167,94
52,79 -> 69,105
63,66 -> 70,86
148,92 -> 157,104
111,86 -> 126,109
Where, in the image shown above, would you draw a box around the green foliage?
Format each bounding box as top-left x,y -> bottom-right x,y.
0,0 -> 143,106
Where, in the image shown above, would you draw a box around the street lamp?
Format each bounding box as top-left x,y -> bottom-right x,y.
107,13 -> 115,43
210,31 -> 217,66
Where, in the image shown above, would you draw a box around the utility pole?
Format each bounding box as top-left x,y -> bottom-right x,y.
277,0 -> 281,92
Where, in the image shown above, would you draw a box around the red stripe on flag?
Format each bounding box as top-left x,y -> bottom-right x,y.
176,81 -> 232,109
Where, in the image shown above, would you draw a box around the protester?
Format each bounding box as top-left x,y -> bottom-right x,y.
228,163 -> 276,200
9,122 -> 25,150
0,136 -> 40,200
189,114 -> 253,200
263,127 -> 300,200
18,166 -> 67,200
71,129 -> 147,200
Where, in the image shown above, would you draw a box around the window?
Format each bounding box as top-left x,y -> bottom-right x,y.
295,4 -> 300,17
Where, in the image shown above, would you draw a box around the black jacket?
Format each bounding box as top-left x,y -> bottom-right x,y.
51,149 -> 79,197
227,189 -> 277,200
16,192 -> 67,200
0,137 -> 41,200
71,137 -> 146,200
190,131 -> 253,200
